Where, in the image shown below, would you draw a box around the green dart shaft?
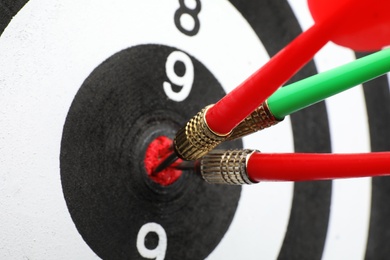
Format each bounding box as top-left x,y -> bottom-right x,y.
228,48 -> 390,141
267,48 -> 390,119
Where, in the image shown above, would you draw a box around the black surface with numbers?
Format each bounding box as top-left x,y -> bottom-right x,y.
59,44 -> 242,260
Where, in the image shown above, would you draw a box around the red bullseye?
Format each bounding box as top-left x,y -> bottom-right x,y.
144,136 -> 183,186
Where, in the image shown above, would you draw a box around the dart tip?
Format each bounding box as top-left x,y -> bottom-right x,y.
173,160 -> 200,171
152,152 -> 179,175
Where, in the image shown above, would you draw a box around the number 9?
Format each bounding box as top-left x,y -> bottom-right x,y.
136,222 -> 167,260
163,51 -> 194,102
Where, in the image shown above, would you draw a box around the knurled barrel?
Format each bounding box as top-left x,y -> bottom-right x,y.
200,149 -> 258,185
174,105 -> 229,161
227,102 -> 282,140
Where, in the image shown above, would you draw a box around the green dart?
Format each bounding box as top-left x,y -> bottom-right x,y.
228,48 -> 390,140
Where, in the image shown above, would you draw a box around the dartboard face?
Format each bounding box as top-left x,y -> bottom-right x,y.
1,0 -> 390,259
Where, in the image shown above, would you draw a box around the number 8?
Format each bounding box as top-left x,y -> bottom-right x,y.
174,0 -> 201,36
136,222 -> 167,260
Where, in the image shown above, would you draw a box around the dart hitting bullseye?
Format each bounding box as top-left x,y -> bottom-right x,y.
152,0 -> 390,183
152,49 -> 390,184
7,0 -> 390,258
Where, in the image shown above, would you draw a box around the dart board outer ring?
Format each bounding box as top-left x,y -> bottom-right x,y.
0,0 -> 390,259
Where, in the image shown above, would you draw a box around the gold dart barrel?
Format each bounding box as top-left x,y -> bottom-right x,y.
173,105 -> 230,161
200,149 -> 258,185
227,102 -> 282,141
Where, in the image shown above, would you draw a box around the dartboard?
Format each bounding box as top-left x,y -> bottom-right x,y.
1,0 -> 389,259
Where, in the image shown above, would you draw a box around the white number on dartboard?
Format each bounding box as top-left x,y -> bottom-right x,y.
163,51 -> 194,102
136,223 -> 167,260
174,0 -> 202,36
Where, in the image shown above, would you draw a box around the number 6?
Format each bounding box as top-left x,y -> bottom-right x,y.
136,222 -> 167,260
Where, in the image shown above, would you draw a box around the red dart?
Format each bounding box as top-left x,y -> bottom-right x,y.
309,0 -> 390,51
197,150 -> 390,185
205,0 -> 390,135
247,152 -> 390,182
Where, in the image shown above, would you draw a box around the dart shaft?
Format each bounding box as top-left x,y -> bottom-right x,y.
199,150 -> 390,184
174,24 -> 328,158
205,0 -> 364,135
173,1 -> 385,158
247,152 -> 390,182
205,22 -> 330,135
228,48 -> 390,140
268,48 -> 390,119
174,20 -> 390,158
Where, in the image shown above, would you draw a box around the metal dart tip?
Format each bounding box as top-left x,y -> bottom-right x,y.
152,152 -> 179,175
174,160 -> 199,171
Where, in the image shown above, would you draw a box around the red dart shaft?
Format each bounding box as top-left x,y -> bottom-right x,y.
173,0 -> 383,162
206,23 -> 329,134
247,152 -> 390,182
205,1 -> 355,135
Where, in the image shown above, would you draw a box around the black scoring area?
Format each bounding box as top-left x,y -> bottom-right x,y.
0,0 -> 28,35
60,44 -> 242,260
